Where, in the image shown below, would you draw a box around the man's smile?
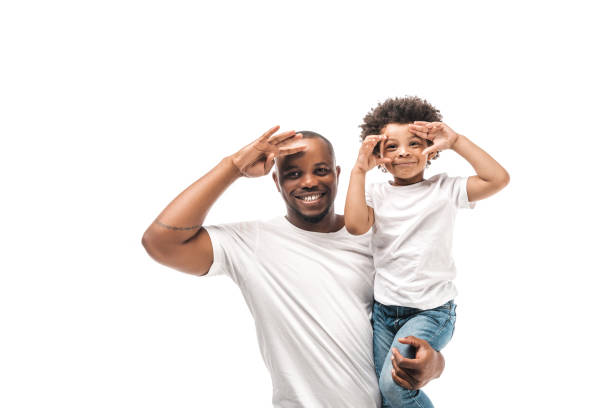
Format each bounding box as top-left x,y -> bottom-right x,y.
295,191 -> 327,204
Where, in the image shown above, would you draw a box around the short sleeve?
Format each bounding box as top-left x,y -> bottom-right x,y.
204,221 -> 260,281
443,175 -> 475,209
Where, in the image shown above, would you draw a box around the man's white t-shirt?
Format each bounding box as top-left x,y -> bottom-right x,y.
206,216 -> 381,408
365,173 -> 475,310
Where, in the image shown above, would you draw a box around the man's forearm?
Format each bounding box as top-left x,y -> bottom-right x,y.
143,156 -> 241,244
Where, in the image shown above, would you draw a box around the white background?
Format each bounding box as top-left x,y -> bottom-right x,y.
1,0 -> 611,407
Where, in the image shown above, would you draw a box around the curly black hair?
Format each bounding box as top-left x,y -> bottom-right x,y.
359,96 -> 443,164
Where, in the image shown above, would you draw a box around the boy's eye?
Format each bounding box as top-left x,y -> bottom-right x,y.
410,142 -> 420,147
386,144 -> 397,149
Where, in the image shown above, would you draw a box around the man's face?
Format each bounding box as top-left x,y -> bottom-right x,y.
273,138 -> 339,224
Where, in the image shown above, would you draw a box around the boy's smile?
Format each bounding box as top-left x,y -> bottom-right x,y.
381,123 -> 434,185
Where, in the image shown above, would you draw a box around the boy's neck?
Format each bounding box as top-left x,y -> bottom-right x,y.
391,172 -> 425,186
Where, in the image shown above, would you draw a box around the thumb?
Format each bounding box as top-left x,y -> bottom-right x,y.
422,146 -> 436,157
263,153 -> 276,174
377,157 -> 392,166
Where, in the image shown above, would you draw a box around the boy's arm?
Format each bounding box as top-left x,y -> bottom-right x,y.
450,134 -> 510,202
344,135 -> 390,235
410,122 -> 510,202
141,126 -> 305,276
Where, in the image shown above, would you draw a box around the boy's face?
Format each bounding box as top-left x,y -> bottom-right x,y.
381,123 -> 435,184
273,137 -> 340,225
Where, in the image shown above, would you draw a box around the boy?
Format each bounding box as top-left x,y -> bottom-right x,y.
345,96 -> 509,407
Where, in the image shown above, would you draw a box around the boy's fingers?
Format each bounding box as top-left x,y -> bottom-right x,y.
364,134 -> 385,143
408,124 -> 428,133
422,146 -> 435,157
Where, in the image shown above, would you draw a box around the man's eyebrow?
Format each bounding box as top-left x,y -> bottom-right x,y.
314,161 -> 331,166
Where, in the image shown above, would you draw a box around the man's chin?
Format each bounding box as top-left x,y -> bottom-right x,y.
297,206 -> 331,224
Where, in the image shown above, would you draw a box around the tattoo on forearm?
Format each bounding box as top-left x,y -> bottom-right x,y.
155,219 -> 201,231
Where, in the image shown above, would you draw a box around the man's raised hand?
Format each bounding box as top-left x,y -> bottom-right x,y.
231,126 -> 307,177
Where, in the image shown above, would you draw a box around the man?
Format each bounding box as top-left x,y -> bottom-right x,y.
141,126 -> 445,407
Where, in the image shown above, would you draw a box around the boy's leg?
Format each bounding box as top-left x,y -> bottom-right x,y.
372,301 -> 397,408
378,302 -> 456,408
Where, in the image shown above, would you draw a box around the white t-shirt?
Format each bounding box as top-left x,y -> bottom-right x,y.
365,173 -> 475,310
206,216 -> 381,408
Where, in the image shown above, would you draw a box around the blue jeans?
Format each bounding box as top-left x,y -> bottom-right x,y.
372,300 -> 456,408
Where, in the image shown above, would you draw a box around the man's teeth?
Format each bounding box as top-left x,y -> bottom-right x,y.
301,194 -> 322,202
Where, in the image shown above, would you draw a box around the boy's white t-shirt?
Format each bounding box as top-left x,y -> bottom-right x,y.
365,173 -> 475,310
206,216 -> 380,408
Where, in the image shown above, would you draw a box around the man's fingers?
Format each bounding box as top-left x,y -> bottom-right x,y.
391,368 -> 416,390
260,125 -> 281,141
391,346 -> 421,370
263,153 -> 275,174
278,144 -> 308,156
391,355 -> 416,382
269,130 -> 300,145
398,335 -> 425,347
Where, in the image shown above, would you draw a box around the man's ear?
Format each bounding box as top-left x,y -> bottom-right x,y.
336,165 -> 341,179
272,171 -> 281,193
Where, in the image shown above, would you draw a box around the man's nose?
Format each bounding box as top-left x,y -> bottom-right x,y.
301,173 -> 317,188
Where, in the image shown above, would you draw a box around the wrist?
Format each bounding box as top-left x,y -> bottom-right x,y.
224,155 -> 244,179
451,134 -> 467,152
351,166 -> 368,177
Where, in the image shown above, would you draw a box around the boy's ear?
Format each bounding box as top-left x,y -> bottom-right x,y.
272,171 -> 281,193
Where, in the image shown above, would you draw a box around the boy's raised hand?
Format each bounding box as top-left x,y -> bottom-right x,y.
408,122 -> 460,157
231,126 -> 307,177
354,135 -> 392,173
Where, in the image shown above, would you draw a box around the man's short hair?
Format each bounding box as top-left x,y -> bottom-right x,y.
297,130 -> 336,162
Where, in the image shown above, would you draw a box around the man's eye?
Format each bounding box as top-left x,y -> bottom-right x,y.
286,171 -> 301,178
315,168 -> 330,175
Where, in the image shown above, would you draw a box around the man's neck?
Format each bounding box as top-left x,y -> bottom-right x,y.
285,209 -> 344,233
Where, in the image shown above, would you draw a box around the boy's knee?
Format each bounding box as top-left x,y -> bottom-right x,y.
379,366 -> 418,401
